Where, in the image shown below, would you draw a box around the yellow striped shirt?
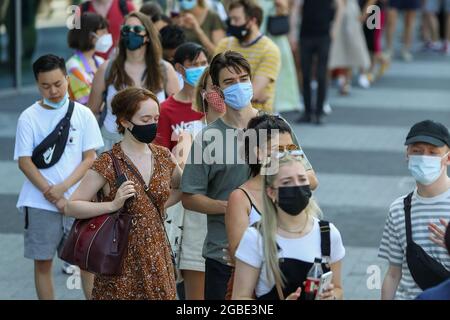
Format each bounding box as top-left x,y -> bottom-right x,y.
214,36 -> 281,112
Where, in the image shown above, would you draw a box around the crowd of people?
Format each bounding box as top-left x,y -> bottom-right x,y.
11,0 -> 450,300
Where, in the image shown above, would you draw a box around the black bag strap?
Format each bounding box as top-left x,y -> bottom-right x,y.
106,151 -> 124,179
319,220 -> 331,258
121,158 -> 176,262
65,100 -> 75,121
403,192 -> 414,245
118,0 -> 130,16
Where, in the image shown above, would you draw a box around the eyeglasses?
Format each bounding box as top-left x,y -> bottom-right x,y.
121,25 -> 146,35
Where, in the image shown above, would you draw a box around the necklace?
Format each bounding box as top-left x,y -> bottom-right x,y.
278,215 -> 309,234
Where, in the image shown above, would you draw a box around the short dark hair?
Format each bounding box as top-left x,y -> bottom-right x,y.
245,114 -> 292,177
67,12 -> 109,51
209,50 -> 252,86
160,25 -> 186,50
228,0 -> 263,27
140,2 -> 163,23
32,54 -> 67,80
173,42 -> 208,65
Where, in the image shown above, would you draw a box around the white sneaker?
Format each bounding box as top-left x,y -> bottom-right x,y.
62,262 -> 76,275
358,74 -> 371,89
401,50 -> 413,62
323,102 -> 332,115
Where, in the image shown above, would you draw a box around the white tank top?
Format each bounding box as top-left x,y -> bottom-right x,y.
103,84 -> 166,134
238,188 -> 262,226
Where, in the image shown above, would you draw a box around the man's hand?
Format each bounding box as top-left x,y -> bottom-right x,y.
44,183 -> 68,204
179,13 -> 200,32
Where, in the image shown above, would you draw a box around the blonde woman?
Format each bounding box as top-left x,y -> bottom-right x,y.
232,155 -> 345,300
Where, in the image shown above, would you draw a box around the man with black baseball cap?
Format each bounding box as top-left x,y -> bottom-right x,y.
379,120 -> 450,300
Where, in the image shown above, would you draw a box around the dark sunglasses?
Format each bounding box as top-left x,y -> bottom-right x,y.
121,25 -> 146,35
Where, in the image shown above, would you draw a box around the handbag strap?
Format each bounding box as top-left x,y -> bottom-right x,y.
403,192 -> 414,245
121,159 -> 175,260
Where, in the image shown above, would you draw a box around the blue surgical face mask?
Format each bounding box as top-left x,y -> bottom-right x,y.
183,65 -> 207,87
43,92 -> 69,109
179,0 -> 197,11
222,82 -> 253,110
408,153 -> 449,185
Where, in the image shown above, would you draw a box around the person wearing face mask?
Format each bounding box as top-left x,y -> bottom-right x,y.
14,55 -> 104,300
214,0 -> 281,112
88,12 -> 180,153
155,43 -> 208,151
379,120 -> 450,300
79,0 -> 136,59
67,13 -> 111,105
164,68 -> 226,300
174,0 -> 226,55
64,87 -> 183,300
224,114 -> 318,298
232,154 -> 345,300
181,51 -> 262,299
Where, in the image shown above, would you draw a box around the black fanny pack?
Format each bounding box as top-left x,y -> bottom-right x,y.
31,101 -> 75,169
267,15 -> 290,36
403,192 -> 450,290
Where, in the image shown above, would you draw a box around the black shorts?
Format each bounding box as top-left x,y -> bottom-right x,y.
389,0 -> 422,10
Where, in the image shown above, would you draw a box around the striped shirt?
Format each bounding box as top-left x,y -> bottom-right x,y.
378,188 -> 450,300
214,36 -> 281,112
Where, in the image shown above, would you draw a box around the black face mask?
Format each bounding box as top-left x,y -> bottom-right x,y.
128,122 -> 157,144
277,185 -> 312,216
122,32 -> 145,51
226,19 -> 249,41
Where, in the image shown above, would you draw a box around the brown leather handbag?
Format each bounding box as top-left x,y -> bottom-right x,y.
59,152 -> 133,276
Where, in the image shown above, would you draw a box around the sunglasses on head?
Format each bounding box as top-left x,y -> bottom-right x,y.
274,148 -> 305,159
121,25 -> 146,35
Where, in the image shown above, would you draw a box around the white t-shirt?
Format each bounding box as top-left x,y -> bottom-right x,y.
379,188 -> 450,300
235,217 -> 346,298
14,100 -> 104,213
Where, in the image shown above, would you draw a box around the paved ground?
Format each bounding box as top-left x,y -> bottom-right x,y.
1,9 -> 450,299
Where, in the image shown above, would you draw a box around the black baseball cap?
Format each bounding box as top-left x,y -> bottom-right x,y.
405,120 -> 450,147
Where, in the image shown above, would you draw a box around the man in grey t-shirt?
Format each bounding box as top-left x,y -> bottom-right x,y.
181,51 -> 260,299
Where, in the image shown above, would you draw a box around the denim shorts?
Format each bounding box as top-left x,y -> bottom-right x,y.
22,207 -> 74,261
425,0 -> 450,13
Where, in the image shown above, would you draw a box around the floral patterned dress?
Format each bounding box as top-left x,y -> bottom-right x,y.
90,143 -> 176,300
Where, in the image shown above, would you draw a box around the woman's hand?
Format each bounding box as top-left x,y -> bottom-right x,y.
112,181 -> 136,211
429,218 -> 449,249
286,287 -> 302,300
318,283 -> 336,300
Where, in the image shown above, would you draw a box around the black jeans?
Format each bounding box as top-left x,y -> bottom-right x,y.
300,36 -> 331,117
204,258 -> 233,300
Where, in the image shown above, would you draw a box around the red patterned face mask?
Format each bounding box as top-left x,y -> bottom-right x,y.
202,88 -> 226,114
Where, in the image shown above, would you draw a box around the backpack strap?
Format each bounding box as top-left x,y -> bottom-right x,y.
403,192 -> 414,245
119,0 -> 130,16
319,220 -> 331,258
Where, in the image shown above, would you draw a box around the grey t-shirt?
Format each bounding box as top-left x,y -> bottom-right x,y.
181,118 -> 251,264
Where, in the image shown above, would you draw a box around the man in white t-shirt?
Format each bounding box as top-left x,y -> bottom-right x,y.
379,120 -> 450,300
14,54 -> 104,300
